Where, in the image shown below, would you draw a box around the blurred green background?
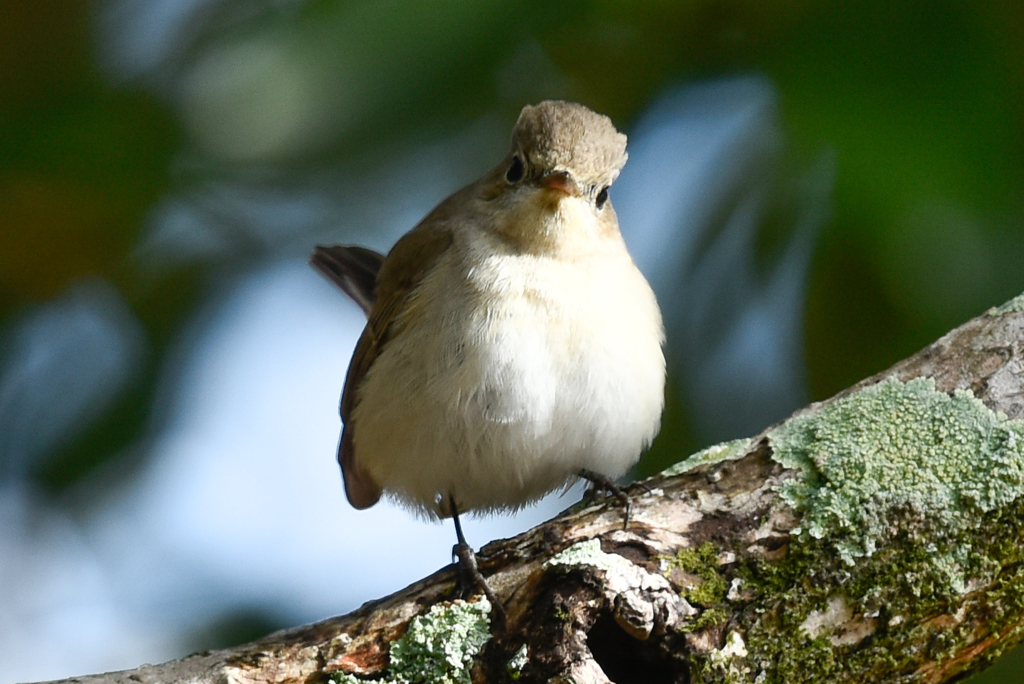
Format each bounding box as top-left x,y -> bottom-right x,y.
1,0 -> 1022,681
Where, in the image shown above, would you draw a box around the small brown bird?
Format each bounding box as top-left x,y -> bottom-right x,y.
311,101 -> 665,614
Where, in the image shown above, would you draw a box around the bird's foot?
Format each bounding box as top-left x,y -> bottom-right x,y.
449,495 -> 507,630
452,541 -> 506,629
578,469 -> 648,530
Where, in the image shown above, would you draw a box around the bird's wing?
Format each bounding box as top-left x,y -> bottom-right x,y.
331,225 -> 455,509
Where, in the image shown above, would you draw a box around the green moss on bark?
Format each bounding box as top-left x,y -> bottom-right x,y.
704,376 -> 1024,682
330,600 -> 491,684
770,376 -> 1024,566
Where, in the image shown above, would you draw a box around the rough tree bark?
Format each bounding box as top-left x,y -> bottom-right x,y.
35,293 -> 1024,684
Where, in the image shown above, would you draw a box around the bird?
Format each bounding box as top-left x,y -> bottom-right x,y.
311,100 -> 665,618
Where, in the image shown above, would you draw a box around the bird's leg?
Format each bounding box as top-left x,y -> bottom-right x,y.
577,469 -> 647,530
450,496 -> 506,629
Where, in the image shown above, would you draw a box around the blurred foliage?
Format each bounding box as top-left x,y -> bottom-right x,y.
0,3 -> 179,307
1,0 -> 1022,680
0,2 -> 183,492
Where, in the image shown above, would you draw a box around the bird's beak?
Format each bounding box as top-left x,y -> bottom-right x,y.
539,170 -> 579,197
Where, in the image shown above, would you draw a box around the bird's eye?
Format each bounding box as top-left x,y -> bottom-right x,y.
505,155 -> 525,184
595,186 -> 609,210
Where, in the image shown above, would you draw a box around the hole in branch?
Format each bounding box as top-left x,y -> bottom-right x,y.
586,612 -> 678,684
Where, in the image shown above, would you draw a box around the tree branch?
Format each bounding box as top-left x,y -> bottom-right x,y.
36,293 -> 1024,684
